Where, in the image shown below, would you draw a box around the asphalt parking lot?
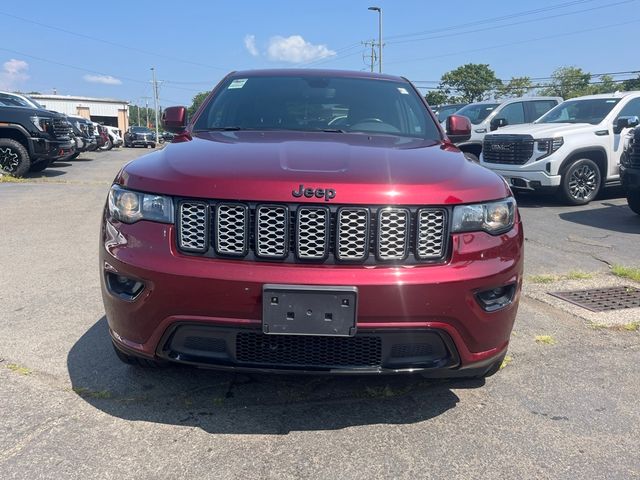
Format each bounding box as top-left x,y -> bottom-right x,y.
1,148 -> 639,479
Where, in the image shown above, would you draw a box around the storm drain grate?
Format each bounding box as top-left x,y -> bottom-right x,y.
549,286 -> 640,312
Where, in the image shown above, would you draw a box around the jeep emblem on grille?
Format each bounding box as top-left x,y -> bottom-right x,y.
292,184 -> 336,201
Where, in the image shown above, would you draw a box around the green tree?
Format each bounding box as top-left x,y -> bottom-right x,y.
128,104 -> 157,127
188,91 -> 210,117
424,90 -> 448,106
539,66 -> 591,99
622,75 -> 640,91
439,64 -> 500,103
586,75 -> 617,95
495,76 -> 533,98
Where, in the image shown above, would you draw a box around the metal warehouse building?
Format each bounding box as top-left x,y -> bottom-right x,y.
30,94 -> 129,131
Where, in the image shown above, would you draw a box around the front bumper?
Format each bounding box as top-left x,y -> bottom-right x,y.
101,218 -> 523,375
30,137 -> 75,160
481,164 -> 561,190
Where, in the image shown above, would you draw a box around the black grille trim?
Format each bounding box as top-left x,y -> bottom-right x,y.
176,200 -> 450,265
483,134 -> 534,165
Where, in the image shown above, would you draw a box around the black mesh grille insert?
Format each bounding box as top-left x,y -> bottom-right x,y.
391,343 -> 434,358
483,134 -> 534,165
235,332 -> 382,367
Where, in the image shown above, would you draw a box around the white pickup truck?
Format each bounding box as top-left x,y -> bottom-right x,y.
480,91 -> 640,204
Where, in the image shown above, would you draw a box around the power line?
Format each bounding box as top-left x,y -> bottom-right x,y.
411,70 -> 640,85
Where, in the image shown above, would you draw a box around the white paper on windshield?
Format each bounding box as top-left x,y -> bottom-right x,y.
228,79 -> 248,89
397,87 -> 409,95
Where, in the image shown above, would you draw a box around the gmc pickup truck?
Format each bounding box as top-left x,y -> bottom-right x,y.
101,69 -> 523,379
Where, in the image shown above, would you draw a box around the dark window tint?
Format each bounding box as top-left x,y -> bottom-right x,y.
616,98 -> 640,120
436,105 -> 462,123
454,103 -> 499,125
529,100 -> 558,120
538,98 -> 621,124
498,102 -> 525,125
194,75 -> 441,140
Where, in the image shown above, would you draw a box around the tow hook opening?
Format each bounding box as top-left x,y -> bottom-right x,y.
475,283 -> 516,312
105,272 -> 145,301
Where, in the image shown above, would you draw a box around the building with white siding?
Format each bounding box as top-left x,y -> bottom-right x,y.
30,94 -> 129,131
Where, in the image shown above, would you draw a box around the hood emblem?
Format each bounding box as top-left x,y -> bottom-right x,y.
292,184 -> 336,202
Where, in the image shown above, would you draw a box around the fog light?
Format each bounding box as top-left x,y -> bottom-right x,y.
106,272 -> 144,301
476,284 -> 516,312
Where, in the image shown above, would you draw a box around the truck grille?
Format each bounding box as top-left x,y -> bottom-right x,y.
483,134 -> 534,165
629,133 -> 640,166
52,118 -> 72,139
177,201 -> 449,264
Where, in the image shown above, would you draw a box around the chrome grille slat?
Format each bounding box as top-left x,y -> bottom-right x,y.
178,202 -> 208,252
297,207 -> 329,259
256,206 -> 288,258
377,208 -> 409,260
336,208 -> 369,261
177,202 -> 448,263
216,204 -> 248,255
417,209 -> 446,259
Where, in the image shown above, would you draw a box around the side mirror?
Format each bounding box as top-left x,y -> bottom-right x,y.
490,117 -> 508,131
162,106 -> 187,133
615,115 -> 640,133
446,114 -> 472,144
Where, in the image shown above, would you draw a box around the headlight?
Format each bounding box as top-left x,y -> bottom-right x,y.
107,185 -> 174,224
535,137 -> 563,159
30,115 -> 53,134
452,197 -> 516,234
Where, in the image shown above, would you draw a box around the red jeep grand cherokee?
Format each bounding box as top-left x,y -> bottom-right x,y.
101,69 -> 523,378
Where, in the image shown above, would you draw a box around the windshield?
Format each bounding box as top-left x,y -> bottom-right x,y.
455,103 -> 499,125
194,75 -> 441,140
537,98 -> 621,124
436,105 -> 464,123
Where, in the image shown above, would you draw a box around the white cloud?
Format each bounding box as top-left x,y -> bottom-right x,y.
266,35 -> 335,63
83,74 -> 122,85
0,59 -> 30,90
244,34 -> 259,56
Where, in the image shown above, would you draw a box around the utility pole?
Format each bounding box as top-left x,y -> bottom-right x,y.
362,40 -> 377,72
368,6 -> 383,73
151,67 -> 160,145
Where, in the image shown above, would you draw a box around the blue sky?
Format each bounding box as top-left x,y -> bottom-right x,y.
0,0 -> 638,108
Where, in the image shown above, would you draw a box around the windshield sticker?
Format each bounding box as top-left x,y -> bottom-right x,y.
397,87 -> 409,95
606,100 -> 616,103
228,78 -> 248,89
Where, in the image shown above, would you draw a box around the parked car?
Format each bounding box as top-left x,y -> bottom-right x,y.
123,126 -> 156,148
102,69 -> 523,380
480,92 -> 640,205
103,125 -> 124,148
453,96 -> 562,162
431,103 -> 467,123
0,104 -> 74,176
67,115 -> 98,158
620,121 -> 640,214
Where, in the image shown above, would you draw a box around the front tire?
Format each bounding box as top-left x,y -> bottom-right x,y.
99,138 -> 113,151
0,138 -> 31,177
560,158 -> 601,205
28,160 -> 51,172
627,191 -> 640,215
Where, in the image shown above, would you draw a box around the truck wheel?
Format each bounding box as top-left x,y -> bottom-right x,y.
0,138 -> 31,177
463,152 -> 479,163
560,158 -> 601,205
67,152 -> 80,160
99,139 -> 113,151
112,342 -> 167,368
627,192 -> 640,215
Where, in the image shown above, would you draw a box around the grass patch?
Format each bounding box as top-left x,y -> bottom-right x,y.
0,175 -> 28,183
535,335 -> 557,345
72,387 -> 112,399
589,321 -> 639,332
6,363 -> 32,375
611,265 -> 640,283
564,271 -> 593,280
623,322 -> 640,332
528,274 -> 557,284
499,355 -> 513,370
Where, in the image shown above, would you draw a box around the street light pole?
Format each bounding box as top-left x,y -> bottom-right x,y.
368,6 -> 382,73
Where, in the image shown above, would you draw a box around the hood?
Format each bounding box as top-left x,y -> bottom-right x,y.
118,131 -> 511,205
493,122 -> 599,138
0,105 -> 65,118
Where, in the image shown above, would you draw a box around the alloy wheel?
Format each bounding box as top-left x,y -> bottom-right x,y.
0,147 -> 20,173
568,164 -> 598,201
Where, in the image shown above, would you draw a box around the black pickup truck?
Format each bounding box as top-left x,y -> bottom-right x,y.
621,123 -> 640,215
0,105 -> 75,176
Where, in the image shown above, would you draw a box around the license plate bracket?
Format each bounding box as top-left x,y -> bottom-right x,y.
262,284 -> 357,337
